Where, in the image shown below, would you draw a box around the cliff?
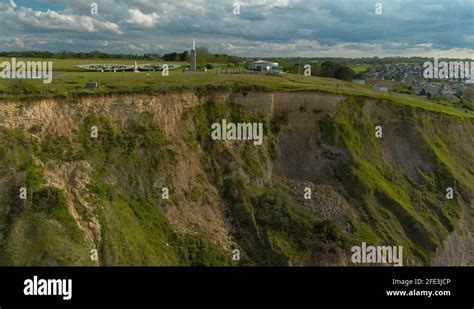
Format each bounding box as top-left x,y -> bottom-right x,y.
0,91 -> 473,266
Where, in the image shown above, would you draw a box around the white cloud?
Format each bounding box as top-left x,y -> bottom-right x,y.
128,43 -> 145,51
0,0 -> 471,57
15,37 -> 24,48
6,7 -> 122,34
126,8 -> 159,28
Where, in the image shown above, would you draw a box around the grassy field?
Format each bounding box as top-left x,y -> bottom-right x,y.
348,64 -> 371,73
0,57 -> 473,119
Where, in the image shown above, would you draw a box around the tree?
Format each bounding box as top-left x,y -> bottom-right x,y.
334,66 -> 354,81
179,51 -> 189,61
162,52 -> 179,61
196,47 -> 209,68
319,61 -> 339,78
319,61 -> 355,81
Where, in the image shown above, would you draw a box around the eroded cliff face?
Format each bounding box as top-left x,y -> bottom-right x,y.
0,91 -> 473,266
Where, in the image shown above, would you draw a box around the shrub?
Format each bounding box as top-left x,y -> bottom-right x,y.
31,187 -> 68,214
270,111 -> 289,133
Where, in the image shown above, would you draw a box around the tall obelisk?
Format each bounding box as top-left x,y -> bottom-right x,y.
134,61 -> 139,73
190,41 -> 197,70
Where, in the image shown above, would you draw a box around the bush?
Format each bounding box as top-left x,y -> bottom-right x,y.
25,164 -> 44,189
178,235 -> 231,266
8,79 -> 38,94
31,187 -> 68,214
318,115 -> 336,144
270,112 -> 289,133
314,220 -> 344,242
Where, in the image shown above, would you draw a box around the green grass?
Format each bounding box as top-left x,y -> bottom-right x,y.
349,64 -> 370,73
0,57 -> 472,119
324,97 -> 468,264
0,126 -> 94,265
2,210 -> 94,265
98,194 -> 179,266
352,221 -> 382,245
0,113 -> 234,266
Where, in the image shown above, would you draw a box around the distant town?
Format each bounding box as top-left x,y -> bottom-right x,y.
356,62 -> 474,102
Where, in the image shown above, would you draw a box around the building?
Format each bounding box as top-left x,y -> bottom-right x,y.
353,79 -> 366,85
190,41 -> 197,70
372,81 -> 390,93
248,60 -> 279,72
270,66 -> 284,74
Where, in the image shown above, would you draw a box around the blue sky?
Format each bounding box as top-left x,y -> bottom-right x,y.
0,0 -> 473,58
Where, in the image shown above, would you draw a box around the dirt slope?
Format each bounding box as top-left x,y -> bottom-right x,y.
0,91 -> 472,266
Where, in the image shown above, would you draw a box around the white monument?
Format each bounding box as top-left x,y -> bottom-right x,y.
190,41 -> 197,70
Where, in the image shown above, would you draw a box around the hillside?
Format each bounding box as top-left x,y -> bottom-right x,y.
0,89 -> 473,266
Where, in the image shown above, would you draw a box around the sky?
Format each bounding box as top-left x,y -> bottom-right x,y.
0,0 -> 473,58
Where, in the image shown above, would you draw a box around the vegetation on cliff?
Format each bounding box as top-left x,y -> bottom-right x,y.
0,90 -> 472,266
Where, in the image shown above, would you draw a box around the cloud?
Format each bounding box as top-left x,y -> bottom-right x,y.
0,0 -> 472,57
126,8 -> 159,28
4,7 -> 122,34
